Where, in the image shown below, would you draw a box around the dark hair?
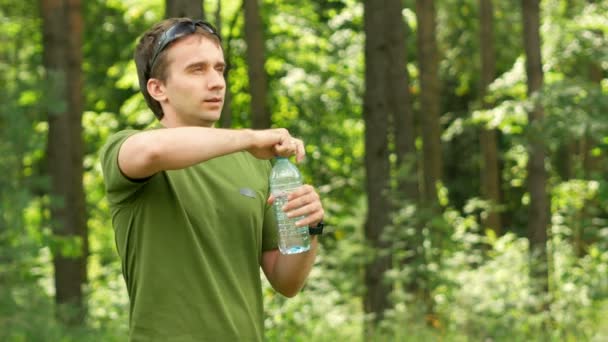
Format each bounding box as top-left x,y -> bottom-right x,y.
134,18 -> 222,120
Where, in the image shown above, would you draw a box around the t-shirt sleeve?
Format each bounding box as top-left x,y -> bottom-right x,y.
99,130 -> 149,206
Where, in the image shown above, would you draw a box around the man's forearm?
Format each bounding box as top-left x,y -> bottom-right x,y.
265,236 -> 318,297
119,127 -> 254,179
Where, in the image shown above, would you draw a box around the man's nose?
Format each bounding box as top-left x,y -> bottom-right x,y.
208,71 -> 225,90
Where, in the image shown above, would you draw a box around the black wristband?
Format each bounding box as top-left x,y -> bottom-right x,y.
309,220 -> 324,235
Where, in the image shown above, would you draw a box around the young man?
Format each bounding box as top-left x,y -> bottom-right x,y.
100,18 -> 324,341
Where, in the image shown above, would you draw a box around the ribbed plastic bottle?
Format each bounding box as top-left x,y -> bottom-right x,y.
269,157 -> 311,254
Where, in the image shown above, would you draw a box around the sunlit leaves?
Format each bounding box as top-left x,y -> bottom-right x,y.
1,0 -> 608,339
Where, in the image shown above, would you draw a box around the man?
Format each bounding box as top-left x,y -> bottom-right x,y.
100,17 -> 324,341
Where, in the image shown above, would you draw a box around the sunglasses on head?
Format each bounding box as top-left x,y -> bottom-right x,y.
147,19 -> 221,79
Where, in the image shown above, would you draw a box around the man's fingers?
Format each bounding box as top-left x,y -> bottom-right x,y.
287,201 -> 321,219
271,184 -> 325,228
286,185 -> 316,201
295,139 -> 305,163
271,134 -> 305,160
274,142 -> 294,156
295,210 -> 324,228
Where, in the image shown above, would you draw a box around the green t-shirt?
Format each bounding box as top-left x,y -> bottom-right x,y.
100,129 -> 278,342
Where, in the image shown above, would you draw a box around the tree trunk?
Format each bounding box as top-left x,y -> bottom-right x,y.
387,0 -> 418,201
522,0 -> 549,297
578,10 -> 604,254
41,0 -> 88,325
216,0 -> 233,128
244,0 -> 270,129
219,1 -> 243,129
386,0 -> 428,310
479,0 -> 501,235
555,142 -> 575,180
583,44 -> 603,178
363,0 -> 392,333
416,0 -> 442,204
165,0 -> 205,19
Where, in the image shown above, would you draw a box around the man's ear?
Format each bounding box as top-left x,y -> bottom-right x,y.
147,78 -> 167,102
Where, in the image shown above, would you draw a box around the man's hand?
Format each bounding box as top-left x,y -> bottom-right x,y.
267,184 -> 324,227
246,128 -> 305,163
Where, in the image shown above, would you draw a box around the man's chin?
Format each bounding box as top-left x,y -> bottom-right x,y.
198,111 -> 221,125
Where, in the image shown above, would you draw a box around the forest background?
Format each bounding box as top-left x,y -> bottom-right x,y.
1,0 -> 608,341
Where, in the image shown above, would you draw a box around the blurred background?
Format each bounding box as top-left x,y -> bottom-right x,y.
1,0 -> 608,340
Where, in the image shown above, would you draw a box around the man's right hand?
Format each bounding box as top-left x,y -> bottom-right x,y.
246,128 -> 306,163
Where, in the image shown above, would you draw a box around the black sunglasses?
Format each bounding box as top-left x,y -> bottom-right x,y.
147,19 -> 221,79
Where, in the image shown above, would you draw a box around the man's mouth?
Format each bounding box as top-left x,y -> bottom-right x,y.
204,97 -> 222,103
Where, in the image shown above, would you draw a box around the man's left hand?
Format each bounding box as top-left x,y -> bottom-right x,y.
267,184 -> 324,227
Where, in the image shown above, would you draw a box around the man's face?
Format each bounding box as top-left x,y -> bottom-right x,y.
160,34 -> 226,127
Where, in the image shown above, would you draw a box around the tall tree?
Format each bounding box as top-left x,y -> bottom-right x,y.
40,0 -> 88,325
387,0 -> 418,200
362,0 -> 392,333
574,0 -> 604,256
478,0 -> 502,234
385,0 -> 426,310
416,0 -> 442,204
583,18 -> 604,179
220,0 -> 241,128
521,0 -> 549,295
165,0 -> 205,19
243,0 -> 271,129
216,0 -> 230,128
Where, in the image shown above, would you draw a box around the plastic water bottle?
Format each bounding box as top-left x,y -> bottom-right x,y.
269,157 -> 311,254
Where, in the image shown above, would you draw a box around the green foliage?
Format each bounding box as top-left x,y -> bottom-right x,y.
249,0 -> 367,235
1,0 -> 137,339
2,0 -> 608,340
263,189 -> 608,341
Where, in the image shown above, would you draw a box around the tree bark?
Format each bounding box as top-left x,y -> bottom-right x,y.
165,0 -> 205,19
555,142 -> 575,180
363,0 -> 392,333
479,0 -> 502,235
416,0 -> 442,204
244,0 -> 270,129
583,41 -> 603,179
578,8 -> 604,254
386,0 -> 438,323
216,0 -> 233,128
387,0 -> 418,201
41,0 -> 88,325
522,0 -> 549,296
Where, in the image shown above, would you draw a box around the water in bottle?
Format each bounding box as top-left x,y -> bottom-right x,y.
269,157 -> 311,254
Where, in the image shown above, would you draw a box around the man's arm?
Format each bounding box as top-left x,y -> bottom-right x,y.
118,127 -> 304,179
261,238 -> 318,297
261,185 -> 324,297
